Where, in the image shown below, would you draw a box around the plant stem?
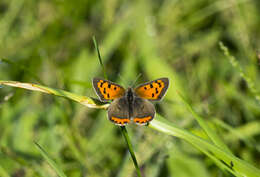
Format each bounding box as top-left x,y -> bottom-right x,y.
92,36 -> 108,80
92,36 -> 142,177
120,126 -> 142,177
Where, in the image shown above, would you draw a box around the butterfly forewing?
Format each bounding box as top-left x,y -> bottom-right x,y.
134,78 -> 169,101
92,78 -> 125,102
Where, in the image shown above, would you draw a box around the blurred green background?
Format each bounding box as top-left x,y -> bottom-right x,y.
1,0 -> 260,176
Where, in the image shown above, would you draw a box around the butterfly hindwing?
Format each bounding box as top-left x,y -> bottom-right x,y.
108,97 -> 130,126
132,97 -> 155,125
92,77 -> 125,102
134,78 -> 169,101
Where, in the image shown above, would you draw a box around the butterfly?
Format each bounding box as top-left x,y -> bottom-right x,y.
92,77 -> 169,126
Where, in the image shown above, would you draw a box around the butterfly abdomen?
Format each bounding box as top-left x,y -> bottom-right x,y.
126,88 -> 134,102
126,88 -> 134,118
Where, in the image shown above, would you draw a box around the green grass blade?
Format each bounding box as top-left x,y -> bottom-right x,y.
178,92 -> 233,154
213,119 -> 259,150
0,80 -> 109,109
149,115 -> 260,177
34,142 -> 67,177
120,127 -> 142,177
219,42 -> 260,103
92,36 -> 108,80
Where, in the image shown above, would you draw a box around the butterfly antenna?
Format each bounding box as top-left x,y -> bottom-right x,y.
130,73 -> 142,87
118,74 -> 127,88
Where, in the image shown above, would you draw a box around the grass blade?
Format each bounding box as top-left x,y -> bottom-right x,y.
0,80 -> 109,109
149,115 -> 260,177
219,42 -> 260,103
120,126 -> 142,177
177,91 -> 233,154
92,36 -> 108,80
34,142 -> 67,177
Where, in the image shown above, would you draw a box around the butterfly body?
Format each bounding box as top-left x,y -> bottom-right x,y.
93,77 -> 169,126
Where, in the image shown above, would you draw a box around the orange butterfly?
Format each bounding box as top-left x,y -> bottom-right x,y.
93,78 -> 169,126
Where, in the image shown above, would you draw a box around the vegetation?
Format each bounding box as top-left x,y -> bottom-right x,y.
1,0 -> 260,176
